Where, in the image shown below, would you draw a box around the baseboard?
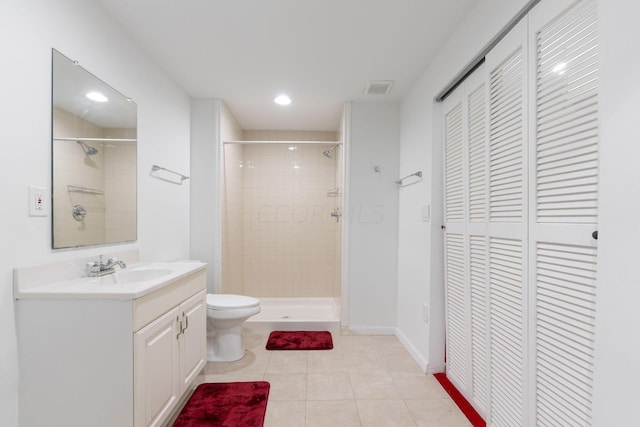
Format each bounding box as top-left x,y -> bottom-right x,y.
346,326 -> 395,335
426,360 -> 445,374
394,327 -> 428,373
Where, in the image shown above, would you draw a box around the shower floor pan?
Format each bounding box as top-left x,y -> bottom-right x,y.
245,297 -> 340,333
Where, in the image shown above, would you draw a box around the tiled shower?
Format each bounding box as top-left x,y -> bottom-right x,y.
222,140 -> 342,298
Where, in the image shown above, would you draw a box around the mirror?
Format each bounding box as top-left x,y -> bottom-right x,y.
52,49 -> 137,249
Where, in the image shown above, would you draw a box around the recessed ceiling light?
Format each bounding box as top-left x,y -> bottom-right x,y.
274,94 -> 291,105
86,91 -> 108,102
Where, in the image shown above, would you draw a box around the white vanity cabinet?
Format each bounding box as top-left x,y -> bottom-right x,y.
15,263 -> 207,427
134,289 -> 206,427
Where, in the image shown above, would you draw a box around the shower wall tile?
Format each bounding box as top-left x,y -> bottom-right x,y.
53,108 -> 106,247
234,143 -> 341,298
53,108 -> 138,248
243,130 -> 337,142
104,142 -> 136,243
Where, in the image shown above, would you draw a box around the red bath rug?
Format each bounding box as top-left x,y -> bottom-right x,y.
266,330 -> 333,350
173,381 -> 270,427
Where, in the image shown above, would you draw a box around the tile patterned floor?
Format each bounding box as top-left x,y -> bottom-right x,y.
192,329 -> 472,427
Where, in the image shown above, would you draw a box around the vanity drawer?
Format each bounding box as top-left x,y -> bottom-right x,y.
132,269 -> 206,331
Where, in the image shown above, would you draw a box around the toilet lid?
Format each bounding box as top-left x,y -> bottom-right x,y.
206,294 -> 260,309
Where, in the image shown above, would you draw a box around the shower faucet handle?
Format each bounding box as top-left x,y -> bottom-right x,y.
330,208 -> 342,222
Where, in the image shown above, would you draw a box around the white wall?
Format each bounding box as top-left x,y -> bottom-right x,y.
593,0 -> 640,423
348,102 -> 400,333
0,1 -> 191,424
396,0 -> 530,372
190,99 -> 223,293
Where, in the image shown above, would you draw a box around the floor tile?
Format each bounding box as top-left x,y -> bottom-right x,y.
356,399 -> 416,427
392,373 -> 450,399
404,398 -> 472,427
385,352 -> 425,374
244,329 -> 268,351
265,350 -> 308,374
307,372 -> 354,400
202,372 -> 265,383
264,373 -> 307,401
350,371 -> 401,399
306,400 -> 361,427
308,350 -> 348,373
263,400 -> 306,427
343,351 -> 387,373
196,331 -> 473,427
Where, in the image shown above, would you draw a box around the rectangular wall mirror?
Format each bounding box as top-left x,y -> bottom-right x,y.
52,49 -> 137,249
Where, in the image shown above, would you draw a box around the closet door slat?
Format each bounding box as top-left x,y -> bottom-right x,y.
468,84 -> 487,222
535,242 -> 596,426
489,237 -> 526,426
470,236 -> 488,413
490,49 -> 525,223
445,104 -> 464,222
446,233 -> 468,391
535,0 -> 599,224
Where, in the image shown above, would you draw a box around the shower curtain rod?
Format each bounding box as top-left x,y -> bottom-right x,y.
53,137 -> 137,142
223,140 -> 341,145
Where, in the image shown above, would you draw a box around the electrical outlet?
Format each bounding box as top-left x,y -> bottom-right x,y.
29,186 -> 48,217
422,304 -> 429,323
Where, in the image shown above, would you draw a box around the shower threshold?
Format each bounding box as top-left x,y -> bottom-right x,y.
245,297 -> 340,333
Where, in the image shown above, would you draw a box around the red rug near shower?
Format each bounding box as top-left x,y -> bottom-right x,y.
172,381 -> 270,427
266,330 -> 333,350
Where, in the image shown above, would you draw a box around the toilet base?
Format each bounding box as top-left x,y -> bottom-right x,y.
207,324 -> 245,362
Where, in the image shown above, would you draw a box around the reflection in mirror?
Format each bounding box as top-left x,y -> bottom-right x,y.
52,49 -> 137,249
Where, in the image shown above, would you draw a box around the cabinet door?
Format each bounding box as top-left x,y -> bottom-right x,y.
134,306 -> 180,427
178,290 -> 207,395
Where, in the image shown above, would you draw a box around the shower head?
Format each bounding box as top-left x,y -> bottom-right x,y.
77,140 -> 98,156
322,144 -> 340,158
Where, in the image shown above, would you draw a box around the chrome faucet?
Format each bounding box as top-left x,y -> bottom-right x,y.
86,255 -> 127,277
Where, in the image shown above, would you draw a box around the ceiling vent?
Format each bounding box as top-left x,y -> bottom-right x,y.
363,80 -> 394,95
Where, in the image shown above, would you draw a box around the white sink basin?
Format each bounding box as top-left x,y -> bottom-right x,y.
89,268 -> 173,285
14,259 -> 207,300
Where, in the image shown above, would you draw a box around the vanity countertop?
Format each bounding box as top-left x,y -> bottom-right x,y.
14,261 -> 206,300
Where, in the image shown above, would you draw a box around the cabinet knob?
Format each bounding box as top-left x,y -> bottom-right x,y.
592,230 -> 598,240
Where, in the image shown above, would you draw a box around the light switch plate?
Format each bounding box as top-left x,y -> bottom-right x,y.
421,204 -> 430,222
29,186 -> 48,217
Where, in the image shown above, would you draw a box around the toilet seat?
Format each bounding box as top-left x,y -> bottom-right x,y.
206,294 -> 259,310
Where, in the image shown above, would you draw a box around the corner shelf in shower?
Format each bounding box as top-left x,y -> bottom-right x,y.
326,187 -> 341,197
67,185 -> 104,195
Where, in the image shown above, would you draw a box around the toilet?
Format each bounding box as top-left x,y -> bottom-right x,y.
206,294 -> 261,362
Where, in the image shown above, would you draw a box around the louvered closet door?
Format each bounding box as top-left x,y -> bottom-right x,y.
443,87 -> 469,397
443,67 -> 490,419
466,68 -> 490,418
528,0 -> 599,425
485,19 -> 529,427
